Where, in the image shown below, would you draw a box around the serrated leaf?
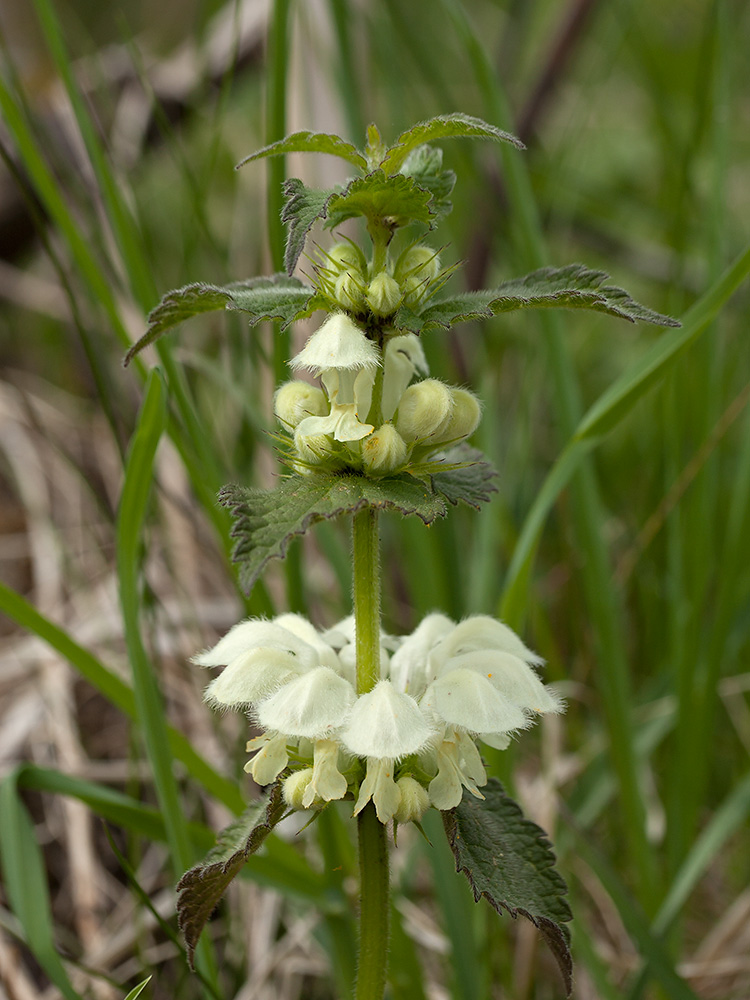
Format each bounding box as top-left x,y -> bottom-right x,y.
325,171 -> 434,232
394,264 -> 680,334
124,276 -> 317,366
398,144 -> 456,223
177,784 -> 285,968
220,472 -> 447,593
443,778 -> 573,995
236,130 -> 367,172
430,446 -> 498,508
281,178 -> 338,274
381,113 -> 524,175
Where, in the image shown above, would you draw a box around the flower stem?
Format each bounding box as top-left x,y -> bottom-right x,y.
352,506 -> 389,1000
355,802 -> 390,1000
353,507 -> 381,695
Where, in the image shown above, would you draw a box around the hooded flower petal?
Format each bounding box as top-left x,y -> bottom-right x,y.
341,681 -> 435,759
204,647 -> 308,709
427,615 -> 543,680
192,618 -> 320,669
354,757 -> 402,823
290,313 -> 380,372
272,614 -> 342,672
420,668 -> 528,735
447,649 -> 564,715
257,667 -> 355,740
389,612 -> 454,696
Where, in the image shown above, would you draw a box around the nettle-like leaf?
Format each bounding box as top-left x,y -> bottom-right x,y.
177,784 -> 285,968
398,144 -> 456,223
236,130 -> 367,172
325,171 -> 434,232
443,778 -> 573,995
380,113 -> 524,175
429,446 -> 498,508
124,275 -> 317,366
394,264 -> 680,335
281,179 -> 338,274
219,457 -> 495,594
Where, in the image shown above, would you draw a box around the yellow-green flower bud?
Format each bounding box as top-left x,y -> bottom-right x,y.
283,769 -> 316,809
394,245 -> 441,284
334,270 -> 366,312
294,426 -> 338,466
361,423 -> 408,476
431,388 -> 482,444
366,272 -> 402,317
395,379 -> 454,443
393,776 -> 430,824
274,381 -> 328,429
328,242 -> 365,273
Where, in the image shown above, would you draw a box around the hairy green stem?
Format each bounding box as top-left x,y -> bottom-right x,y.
352,507 -> 389,1000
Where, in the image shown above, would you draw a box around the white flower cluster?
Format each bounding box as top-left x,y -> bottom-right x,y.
273,244 -> 481,477
196,612 -> 563,825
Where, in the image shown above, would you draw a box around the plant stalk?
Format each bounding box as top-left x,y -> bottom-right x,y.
352,506 -> 389,1000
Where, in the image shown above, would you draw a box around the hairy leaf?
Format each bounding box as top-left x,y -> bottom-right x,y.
398,144 -> 456,222
236,130 -> 367,172
381,113 -> 524,175
124,276 -> 317,365
443,779 -> 573,995
177,784 -> 286,968
429,446 -> 498,508
325,171 -> 434,232
394,264 -> 680,334
220,473 -> 448,593
281,179 -> 339,274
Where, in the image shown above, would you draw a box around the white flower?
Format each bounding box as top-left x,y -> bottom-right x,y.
389,612 -> 454,697
257,667 -> 355,739
420,668 -> 529,736
381,334 -> 429,421
290,312 -> 380,373
426,727 -> 488,810
204,647 -> 307,709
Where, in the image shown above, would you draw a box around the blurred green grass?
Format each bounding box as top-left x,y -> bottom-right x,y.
1,0 -> 749,998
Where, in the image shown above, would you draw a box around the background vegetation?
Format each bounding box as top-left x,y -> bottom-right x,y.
1,0 -> 749,997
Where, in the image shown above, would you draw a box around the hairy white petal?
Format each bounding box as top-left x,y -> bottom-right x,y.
273,614 -> 342,671
421,668 -> 528,734
389,612 -> 454,695
448,649 -> 564,714
258,667 -> 355,740
204,648 -> 307,709
428,614 -> 543,679
290,313 -> 380,372
342,681 -> 435,759
192,619 -> 318,669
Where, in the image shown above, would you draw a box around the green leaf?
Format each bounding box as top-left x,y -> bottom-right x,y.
220,472 -> 448,593
380,113 -> 524,175
281,178 -> 338,274
443,778 -> 573,995
395,264 -> 680,334
123,977 -> 151,1000
177,784 -> 286,968
236,130 -> 367,172
124,276 -> 316,366
429,446 -> 498,509
325,171 -> 434,232
398,144 -> 456,222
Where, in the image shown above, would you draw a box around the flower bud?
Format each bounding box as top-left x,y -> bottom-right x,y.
274,381 -> 328,429
334,270 -> 366,312
366,272 -> 402,317
393,776 -> 430,824
283,769 -> 316,809
395,245 -> 441,283
361,423 -> 408,476
431,388 -> 482,444
328,242 -> 365,274
294,427 -> 338,466
395,379 -> 454,443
